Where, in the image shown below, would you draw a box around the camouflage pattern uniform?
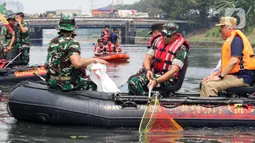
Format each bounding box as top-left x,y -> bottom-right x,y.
15,21 -> 31,65
45,16 -> 96,91
128,22 -> 189,95
0,15 -> 16,60
0,26 -> 13,58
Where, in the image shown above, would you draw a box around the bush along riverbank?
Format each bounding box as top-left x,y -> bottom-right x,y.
187,28 -> 255,48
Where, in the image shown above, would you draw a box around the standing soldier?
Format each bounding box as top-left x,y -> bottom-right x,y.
0,14 -> 15,60
15,12 -> 31,65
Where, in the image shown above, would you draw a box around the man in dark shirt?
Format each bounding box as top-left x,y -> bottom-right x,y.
110,28 -> 119,45
231,36 -> 254,85
201,17 -> 255,97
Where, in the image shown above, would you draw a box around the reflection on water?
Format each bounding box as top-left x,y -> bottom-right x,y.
0,39 -> 254,142
3,121 -> 255,143
140,127 -> 255,143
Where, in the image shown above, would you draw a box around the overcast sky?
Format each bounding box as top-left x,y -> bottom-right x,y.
20,0 -> 139,14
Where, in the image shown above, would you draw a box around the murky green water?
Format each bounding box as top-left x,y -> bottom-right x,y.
0,30 -> 254,143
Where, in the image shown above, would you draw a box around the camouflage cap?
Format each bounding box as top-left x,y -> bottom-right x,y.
161,22 -> 178,37
97,39 -> 102,42
6,14 -> 15,21
58,16 -> 76,32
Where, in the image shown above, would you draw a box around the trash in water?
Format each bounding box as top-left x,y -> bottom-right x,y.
70,136 -> 89,139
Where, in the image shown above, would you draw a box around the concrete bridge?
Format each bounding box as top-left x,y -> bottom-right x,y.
26,17 -> 189,46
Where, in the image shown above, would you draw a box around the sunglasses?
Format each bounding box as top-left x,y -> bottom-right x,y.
219,29 -> 222,33
161,32 -> 172,38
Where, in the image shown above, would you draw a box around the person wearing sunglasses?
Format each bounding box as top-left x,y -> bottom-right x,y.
128,22 -> 190,96
201,17 -> 255,97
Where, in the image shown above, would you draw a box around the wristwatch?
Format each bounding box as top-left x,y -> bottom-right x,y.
218,74 -> 224,79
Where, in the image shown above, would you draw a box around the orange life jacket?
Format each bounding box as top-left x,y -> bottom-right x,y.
106,44 -> 115,53
221,30 -> 255,74
101,30 -> 109,43
115,46 -> 122,52
95,46 -> 104,53
153,34 -> 189,73
94,43 -> 99,52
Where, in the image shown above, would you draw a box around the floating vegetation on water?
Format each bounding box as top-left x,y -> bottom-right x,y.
70,136 -> 89,139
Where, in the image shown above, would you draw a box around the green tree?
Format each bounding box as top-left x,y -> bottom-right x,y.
152,0 -> 215,28
216,0 -> 255,33
0,3 -> 6,14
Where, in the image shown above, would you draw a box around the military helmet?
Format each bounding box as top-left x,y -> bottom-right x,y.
58,16 -> 76,32
161,22 -> 179,37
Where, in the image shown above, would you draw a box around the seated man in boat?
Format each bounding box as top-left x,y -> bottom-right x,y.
201,17 -> 255,97
94,41 -> 106,56
147,23 -> 164,49
105,40 -> 115,53
115,41 -> 122,53
0,14 -> 16,60
135,23 -> 164,74
128,22 -> 190,95
94,39 -> 102,53
45,16 -> 107,91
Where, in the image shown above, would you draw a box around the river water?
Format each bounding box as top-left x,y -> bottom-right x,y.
0,30 -> 254,143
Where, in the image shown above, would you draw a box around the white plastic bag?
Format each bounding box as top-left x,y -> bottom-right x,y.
211,59 -> 221,74
88,63 -> 121,93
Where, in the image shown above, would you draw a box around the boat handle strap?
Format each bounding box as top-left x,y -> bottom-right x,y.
121,101 -> 138,108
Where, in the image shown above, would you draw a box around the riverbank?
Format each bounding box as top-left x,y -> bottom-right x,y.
186,28 -> 255,48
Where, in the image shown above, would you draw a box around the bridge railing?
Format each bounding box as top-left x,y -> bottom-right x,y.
25,17 -> 187,24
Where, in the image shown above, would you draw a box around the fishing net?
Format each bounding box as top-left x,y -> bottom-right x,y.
139,95 -> 183,133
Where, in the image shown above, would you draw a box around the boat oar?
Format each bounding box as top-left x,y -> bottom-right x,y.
3,52 -> 22,68
33,72 -> 46,82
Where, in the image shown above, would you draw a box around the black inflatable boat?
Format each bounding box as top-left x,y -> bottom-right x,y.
7,81 -> 255,128
0,66 -> 46,85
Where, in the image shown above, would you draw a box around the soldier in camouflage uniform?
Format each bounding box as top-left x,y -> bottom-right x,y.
128,22 -> 190,96
0,15 -> 16,59
15,12 -> 31,65
45,16 -> 107,91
